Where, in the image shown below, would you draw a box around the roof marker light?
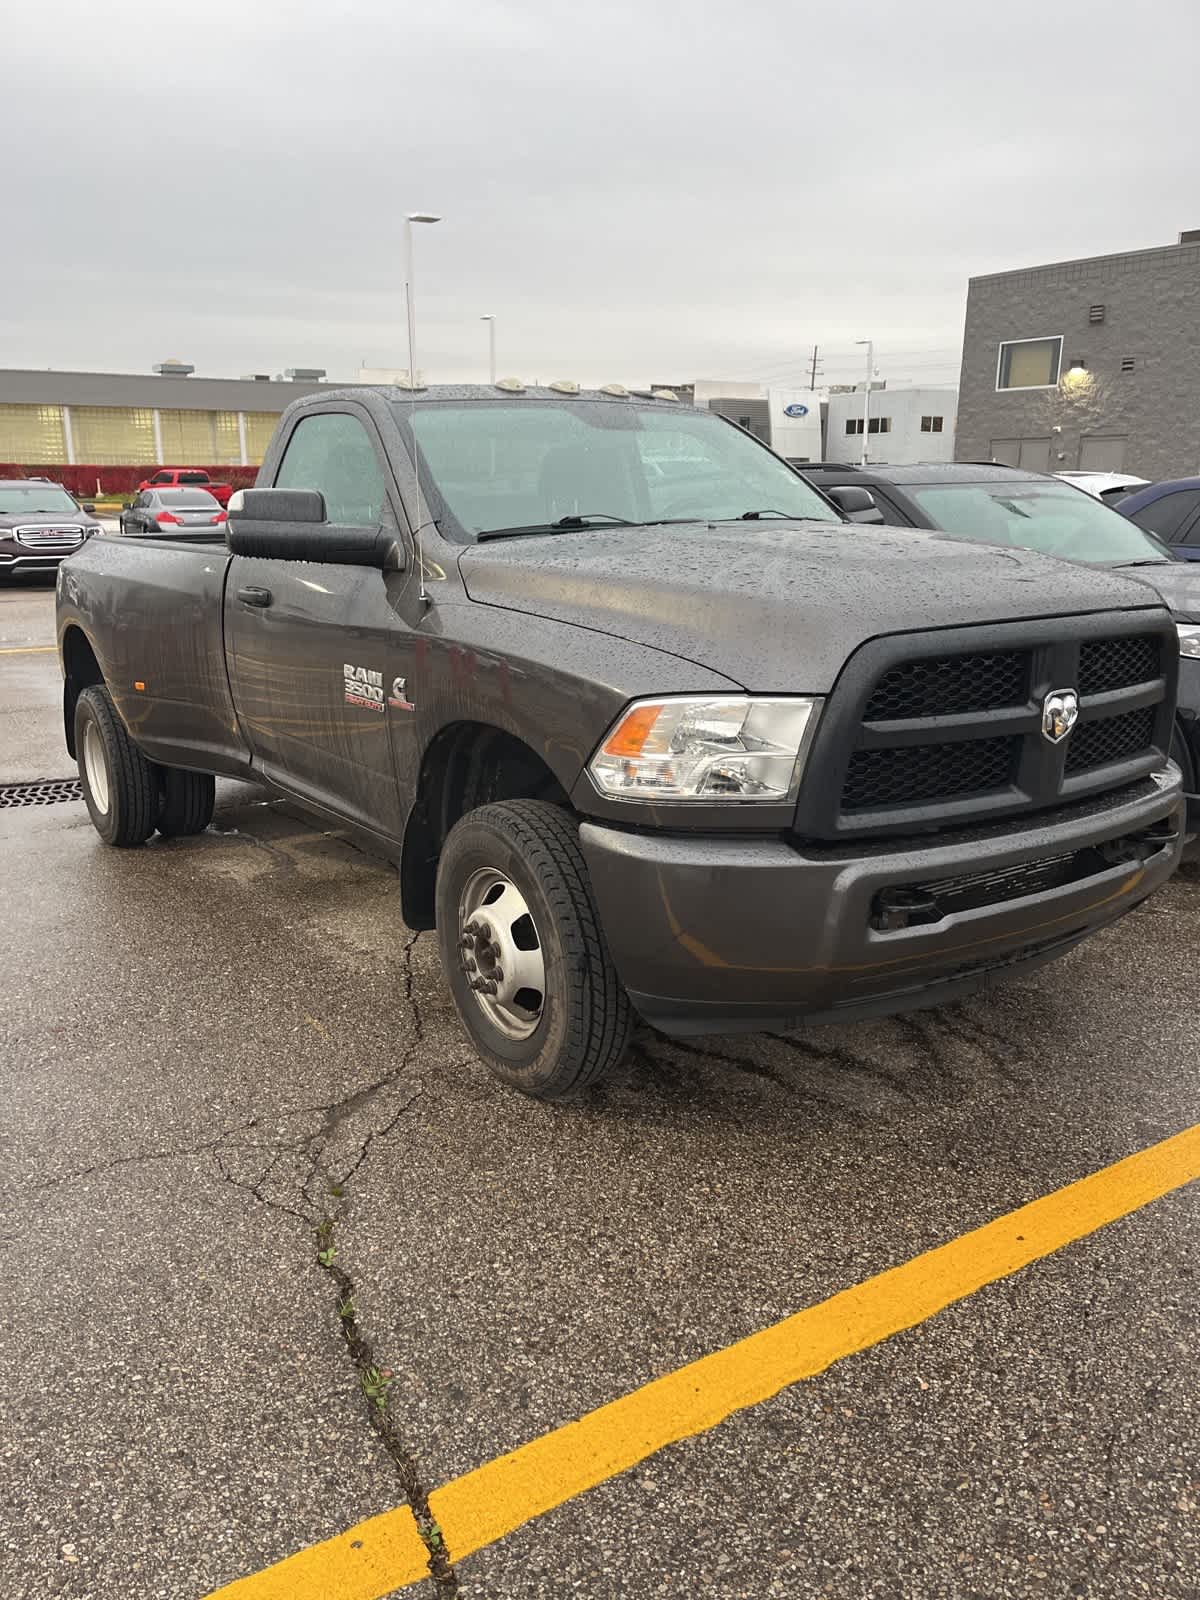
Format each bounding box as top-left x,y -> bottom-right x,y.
394,375 -> 427,391
495,377 -> 525,392
548,380 -> 580,394
651,388 -> 679,402
600,383 -> 630,397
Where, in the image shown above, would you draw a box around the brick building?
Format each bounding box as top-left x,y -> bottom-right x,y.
955,230 -> 1200,480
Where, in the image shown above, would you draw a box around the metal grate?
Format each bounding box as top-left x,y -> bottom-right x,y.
1066,707 -> 1157,774
1088,304 -> 1106,324
843,737 -> 1018,811
1078,635 -> 1160,695
863,652 -> 1026,721
0,778 -> 83,808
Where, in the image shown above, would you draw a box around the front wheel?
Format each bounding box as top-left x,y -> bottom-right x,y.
435,800 -> 633,1099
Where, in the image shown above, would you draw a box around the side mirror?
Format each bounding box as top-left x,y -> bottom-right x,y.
826,485 -> 886,524
81,501 -> 97,513
227,487 -> 405,571
228,487 -> 327,523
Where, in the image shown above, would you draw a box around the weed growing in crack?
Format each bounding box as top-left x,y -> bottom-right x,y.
314,1213 -> 458,1595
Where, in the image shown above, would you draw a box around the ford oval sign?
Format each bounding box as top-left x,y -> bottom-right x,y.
783,403 -> 809,417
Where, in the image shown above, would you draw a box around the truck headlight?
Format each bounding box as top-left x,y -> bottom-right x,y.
1178,624 -> 1200,659
588,696 -> 821,802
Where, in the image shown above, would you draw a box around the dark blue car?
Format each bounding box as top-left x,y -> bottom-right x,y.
1117,478 -> 1200,561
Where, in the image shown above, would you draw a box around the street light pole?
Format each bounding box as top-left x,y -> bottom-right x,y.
404,212 -> 440,390
855,339 -> 873,466
480,315 -> 496,385
404,211 -> 440,605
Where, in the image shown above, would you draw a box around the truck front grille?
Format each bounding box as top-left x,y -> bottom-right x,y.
1065,705 -> 1157,773
843,736 -> 1018,811
13,524 -> 85,548
792,613 -> 1177,840
1078,634 -> 1159,695
863,651 -> 1026,720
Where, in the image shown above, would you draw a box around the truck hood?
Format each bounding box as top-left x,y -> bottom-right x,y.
1114,560 -> 1200,622
457,521 -> 1163,691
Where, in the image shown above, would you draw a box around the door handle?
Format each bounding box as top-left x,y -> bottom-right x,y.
237,586 -> 273,608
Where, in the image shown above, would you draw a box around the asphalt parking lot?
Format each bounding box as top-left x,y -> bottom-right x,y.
1,574 -> 1197,1600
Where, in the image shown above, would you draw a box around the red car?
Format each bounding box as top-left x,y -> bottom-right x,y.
137,468 -> 234,507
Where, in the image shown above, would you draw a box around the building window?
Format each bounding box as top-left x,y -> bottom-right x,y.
243,412 -> 282,464
0,404 -> 68,464
158,409 -> 216,461
70,407 -> 157,465
214,412 -> 243,465
846,417 -> 891,436
920,416 -> 944,433
996,336 -> 1063,390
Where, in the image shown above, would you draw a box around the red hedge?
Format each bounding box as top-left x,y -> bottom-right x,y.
0,464 -> 261,496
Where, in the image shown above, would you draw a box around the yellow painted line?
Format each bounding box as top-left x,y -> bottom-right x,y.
204,1122 -> 1200,1599
0,645 -> 57,655
203,1505 -> 430,1599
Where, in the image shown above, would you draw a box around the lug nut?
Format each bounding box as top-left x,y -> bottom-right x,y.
465,957 -> 477,972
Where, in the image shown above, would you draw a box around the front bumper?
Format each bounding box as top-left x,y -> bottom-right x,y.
0,536 -> 85,573
581,771 -> 1184,1035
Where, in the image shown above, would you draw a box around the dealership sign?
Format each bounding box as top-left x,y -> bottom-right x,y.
783,403 -> 809,417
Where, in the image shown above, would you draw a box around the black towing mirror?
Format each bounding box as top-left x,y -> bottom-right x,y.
825,485 -> 886,524
226,487 -> 406,570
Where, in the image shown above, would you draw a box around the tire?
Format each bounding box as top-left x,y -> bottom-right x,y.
75,684 -> 159,847
435,799 -> 633,1099
157,768 -> 215,837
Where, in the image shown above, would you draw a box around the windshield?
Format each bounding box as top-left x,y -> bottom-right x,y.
906,480 -> 1171,564
0,485 -> 80,517
403,401 -> 840,538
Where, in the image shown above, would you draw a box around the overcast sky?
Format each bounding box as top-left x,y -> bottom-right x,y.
4,0 -> 1198,392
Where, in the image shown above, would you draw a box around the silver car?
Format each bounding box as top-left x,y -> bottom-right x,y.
120,487 -> 229,535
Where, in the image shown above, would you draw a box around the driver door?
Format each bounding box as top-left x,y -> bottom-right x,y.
225,407 -> 419,841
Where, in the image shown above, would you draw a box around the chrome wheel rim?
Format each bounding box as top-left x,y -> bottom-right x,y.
458,868 -> 546,1041
82,720 -> 110,814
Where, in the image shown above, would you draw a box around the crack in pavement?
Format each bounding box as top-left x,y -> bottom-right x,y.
7,923 -> 467,1597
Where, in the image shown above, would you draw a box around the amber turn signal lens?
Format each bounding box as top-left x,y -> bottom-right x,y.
602,703 -> 663,758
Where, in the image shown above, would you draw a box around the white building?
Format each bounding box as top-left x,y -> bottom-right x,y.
689,381 -> 823,461
823,386 -> 957,466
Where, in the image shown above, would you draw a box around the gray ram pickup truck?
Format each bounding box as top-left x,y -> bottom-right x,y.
56,385 -> 1184,1099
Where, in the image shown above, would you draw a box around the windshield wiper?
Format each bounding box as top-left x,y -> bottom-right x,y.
1111,558 -> 1171,567
477,513 -> 642,540
732,509 -> 796,521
